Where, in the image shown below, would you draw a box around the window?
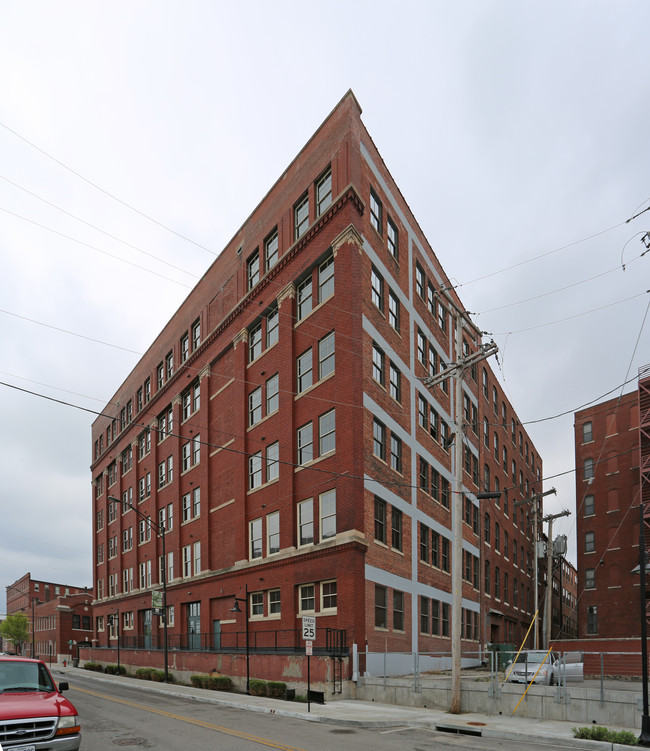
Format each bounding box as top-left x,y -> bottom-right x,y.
191,319 -> 201,350
318,332 -> 335,379
320,489 -> 336,540
441,537 -> 450,572
250,518 -> 262,559
250,591 -> 263,617
249,452 -> 262,489
371,267 -> 384,311
300,584 -> 315,613
297,349 -> 313,393
182,382 -> 200,420
138,429 -> 151,459
587,605 -> 598,634
249,322 -> 262,361
297,277 -> 313,320
420,596 -> 430,634
294,194 -> 309,239
437,300 -> 447,333
375,585 -> 387,628
374,497 -> 387,543
266,307 -> 279,347
420,524 -> 430,562
193,541 -> 201,575
391,507 -> 402,551
584,458 -> 594,480
267,511 -> 280,554
390,434 -> 402,473
266,441 -> 279,482
183,545 -> 192,577
316,169 -> 332,216
265,230 -> 279,271
319,410 -> 336,455
269,589 -> 281,615
165,351 -> 174,380
182,435 -> 200,471
418,394 -> 428,429
181,333 -> 189,363
138,519 -> 151,544
585,531 -> 595,552
266,373 -> 279,413
249,387 -> 262,426
388,290 -> 400,331
389,363 -> 401,402
583,421 -> 593,443
370,188 -> 382,233
494,522 -> 500,552
247,250 -> 260,289
138,473 -> 151,502
157,362 -> 164,390
415,263 -> 425,298
297,423 -> 313,465
318,256 -> 334,301
387,216 -> 398,259
584,495 -> 595,516
322,580 -> 337,610
137,387 -> 143,412
417,329 -> 426,365
495,567 -> 501,599
585,568 -> 595,589
373,419 -> 386,460
372,343 -> 385,385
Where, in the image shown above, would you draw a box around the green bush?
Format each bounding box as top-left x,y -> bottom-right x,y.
190,674 -> 204,688
267,681 -> 286,698
105,664 -> 127,675
150,669 -> 171,682
83,662 -> 103,672
249,679 -> 268,696
211,674 -> 232,691
572,726 -> 637,745
135,668 -> 153,680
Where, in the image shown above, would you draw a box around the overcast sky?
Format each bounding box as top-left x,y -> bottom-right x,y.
1,1 -> 649,614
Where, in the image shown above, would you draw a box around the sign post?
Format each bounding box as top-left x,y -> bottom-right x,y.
302,616 -> 316,713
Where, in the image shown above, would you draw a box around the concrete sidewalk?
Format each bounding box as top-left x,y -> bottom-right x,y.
54,663 -> 639,749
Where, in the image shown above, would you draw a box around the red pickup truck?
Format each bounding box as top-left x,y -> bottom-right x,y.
0,655 -> 81,750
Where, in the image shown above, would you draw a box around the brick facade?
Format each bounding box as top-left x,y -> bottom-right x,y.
90,91 -> 543,682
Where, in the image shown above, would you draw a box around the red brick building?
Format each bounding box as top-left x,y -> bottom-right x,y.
5,573 -> 90,658
90,91 -> 543,685
574,370 -> 647,640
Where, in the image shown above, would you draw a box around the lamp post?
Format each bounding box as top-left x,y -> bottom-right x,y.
108,611 -> 120,673
108,496 -> 168,683
230,584 -> 250,694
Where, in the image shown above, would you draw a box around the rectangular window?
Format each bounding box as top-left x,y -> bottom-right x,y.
297,349 -> 313,393
392,590 -> 404,630
319,410 -> 336,455
442,602 -> 450,637
432,599 -> 440,635
387,216 -> 398,259
373,419 -> 386,461
193,541 -> 201,575
391,507 -> 403,551
249,322 -> 262,361
318,332 -> 335,378
250,518 -> 262,559
269,589 -> 281,615
265,230 -> 279,271
165,351 -> 174,380
388,290 -> 400,331
320,489 -> 336,540
370,188 -> 382,234
182,492 -> 191,522
585,531 -> 595,552
372,343 -> 385,385
297,423 -> 313,465
316,169 -> 332,216
267,511 -> 280,554
441,537 -> 450,573
266,441 -> 279,482
266,307 -> 279,347
375,585 -> 387,628
374,497 -> 387,544
181,333 -> 189,363
371,267 -> 384,311
389,363 -> 401,402
415,263 -> 425,298
582,421 -> 593,443
247,250 -> 260,289
298,498 -> 314,546
587,605 -> 597,634
249,387 -> 262,426
191,319 -> 201,350
420,523 -> 429,562
420,596 -> 429,634
585,568 -> 595,588
183,545 -> 192,577
300,583 -> 315,613
584,495 -> 594,516
322,580 -> 337,610
390,434 -> 402,474
417,329 -> 426,365
297,276 -> 313,320
265,373 -> 279,414
295,194 -> 309,239
249,452 -> 262,489
318,256 -> 334,301
251,591 -> 263,616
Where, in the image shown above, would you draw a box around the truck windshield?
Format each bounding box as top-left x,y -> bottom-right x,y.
0,661 -> 56,692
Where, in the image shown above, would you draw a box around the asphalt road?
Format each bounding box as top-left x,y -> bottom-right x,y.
67,672 -> 580,751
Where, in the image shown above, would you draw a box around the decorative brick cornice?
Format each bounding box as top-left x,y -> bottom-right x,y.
233,328 -> 248,349
277,282 -> 295,304
331,224 -> 364,255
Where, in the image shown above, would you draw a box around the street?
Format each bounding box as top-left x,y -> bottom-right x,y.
66,672 -> 577,751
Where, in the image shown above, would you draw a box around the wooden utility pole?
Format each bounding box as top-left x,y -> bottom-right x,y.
543,509 -> 570,648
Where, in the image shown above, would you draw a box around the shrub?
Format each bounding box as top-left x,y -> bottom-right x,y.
572,726 -> 637,745
150,669 -> 171,682
135,668 -> 153,680
83,662 -> 103,672
249,679 -> 268,696
211,674 -> 232,691
105,664 -> 127,675
267,681 -> 286,698
190,674 -> 204,688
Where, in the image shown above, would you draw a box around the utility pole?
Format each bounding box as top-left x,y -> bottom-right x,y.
423,291 -> 498,714
542,509 -> 570,648
514,487 -> 556,649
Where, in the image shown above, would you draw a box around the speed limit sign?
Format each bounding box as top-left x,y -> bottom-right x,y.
302,615 -> 316,640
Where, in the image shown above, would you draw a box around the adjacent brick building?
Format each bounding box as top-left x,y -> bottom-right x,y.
90,91 -> 543,685
574,368 -> 648,640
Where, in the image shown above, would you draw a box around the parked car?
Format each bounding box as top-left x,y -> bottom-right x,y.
505,650 -> 558,685
0,655 -> 81,749
554,651 -> 584,682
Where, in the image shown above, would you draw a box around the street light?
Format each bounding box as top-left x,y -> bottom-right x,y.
230,584 -> 250,694
107,611 -> 120,673
108,496 -> 169,683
